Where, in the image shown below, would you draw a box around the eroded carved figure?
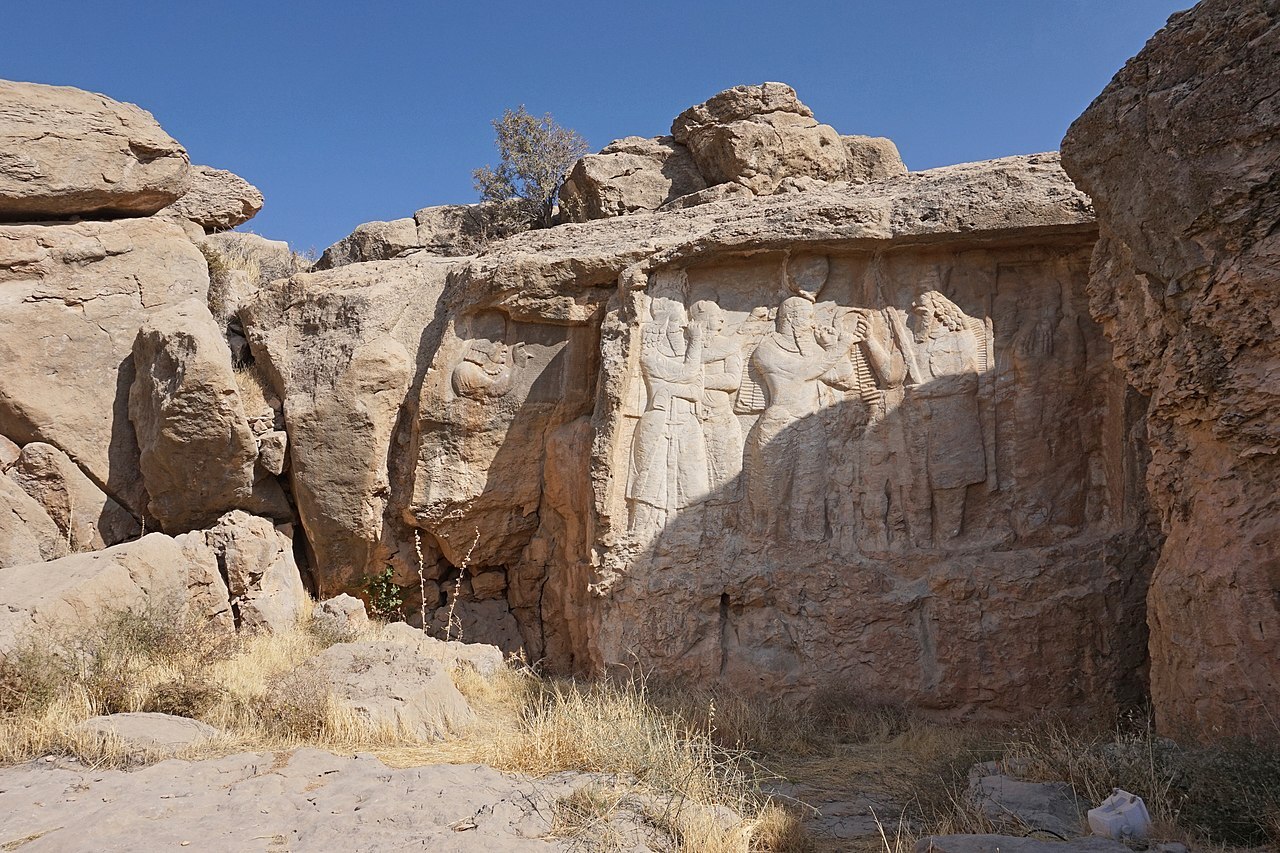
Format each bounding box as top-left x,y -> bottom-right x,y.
627,299 -> 711,537
744,296 -> 848,541
690,300 -> 744,500
908,290 -> 986,540
453,339 -> 526,398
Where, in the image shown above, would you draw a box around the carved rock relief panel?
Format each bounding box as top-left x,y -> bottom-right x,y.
612,245 -> 1124,558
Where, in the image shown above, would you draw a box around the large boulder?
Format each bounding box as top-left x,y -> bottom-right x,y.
161,165 -> 263,232
78,713 -> 220,755
0,217 -> 209,516
670,82 -> 850,194
315,217 -> 419,269
0,474 -> 68,567
304,630 -> 473,738
241,254 -> 454,595
0,532 -> 233,654
129,299 -> 258,532
559,136 -> 707,222
7,441 -> 139,550
1061,0 -> 1280,738
202,510 -> 306,632
0,79 -> 189,219
842,135 -> 908,183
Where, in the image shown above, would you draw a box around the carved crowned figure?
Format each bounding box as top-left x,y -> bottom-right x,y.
744,295 -> 847,542
626,299 -> 711,538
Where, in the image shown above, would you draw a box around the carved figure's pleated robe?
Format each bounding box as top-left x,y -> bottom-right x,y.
627,344 -> 711,511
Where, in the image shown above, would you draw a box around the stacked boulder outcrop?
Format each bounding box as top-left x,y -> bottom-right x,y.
1,14 -> 1277,740
0,79 -> 302,645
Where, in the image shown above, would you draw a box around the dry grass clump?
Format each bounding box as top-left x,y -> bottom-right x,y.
1007,715 -> 1280,848
0,605 -> 805,850
233,361 -> 273,413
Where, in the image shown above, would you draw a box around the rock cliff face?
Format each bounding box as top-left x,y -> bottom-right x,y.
1061,0 -> 1280,737
4,55 -> 1274,733
402,152 -> 1153,712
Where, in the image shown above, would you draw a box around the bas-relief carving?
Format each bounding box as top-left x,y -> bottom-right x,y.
452,339 -> 526,398
620,251 -> 1097,553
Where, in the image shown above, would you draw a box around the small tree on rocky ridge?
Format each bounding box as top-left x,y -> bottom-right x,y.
473,105 -> 588,231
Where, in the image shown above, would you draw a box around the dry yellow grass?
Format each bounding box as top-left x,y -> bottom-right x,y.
5,604 -> 1276,851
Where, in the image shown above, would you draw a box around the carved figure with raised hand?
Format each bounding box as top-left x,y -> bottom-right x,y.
825,308 -> 912,550
452,339 -> 526,399
908,290 -> 986,541
745,295 -> 849,541
689,301 -> 745,500
626,299 -> 711,539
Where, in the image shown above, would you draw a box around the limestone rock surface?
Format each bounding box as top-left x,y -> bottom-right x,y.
0,533 -> 232,654
404,150 -> 1154,715
0,475 -> 68,568
559,135 -> 706,222
305,631 -> 474,738
78,712 -> 219,754
315,217 -> 419,269
7,441 -> 138,550
241,254 -> 454,594
382,621 -> 505,677
161,164 -> 263,231
313,593 -> 369,636
0,217 -> 209,516
129,299 -> 258,532
842,134 -> 908,182
0,79 -> 190,219
203,510 -> 306,632
1061,0 -> 1280,738
671,82 -> 849,194
0,749 -> 632,852
967,764 -> 1084,839
0,435 -> 18,469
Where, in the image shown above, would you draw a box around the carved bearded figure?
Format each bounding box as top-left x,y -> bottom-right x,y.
626,300 -> 711,537
909,290 -> 986,540
745,296 -> 847,541
689,300 -> 744,499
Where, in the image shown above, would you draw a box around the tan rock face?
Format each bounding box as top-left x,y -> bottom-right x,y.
671,82 -> 849,194
1061,0 -> 1280,738
559,136 -> 706,222
303,628 -> 474,738
0,532 -> 233,654
241,255 -> 453,595
202,510 -> 306,632
0,217 -> 209,515
0,474 -> 68,567
130,299 -> 259,532
7,442 -> 139,550
315,218 -> 419,269
161,165 -> 263,232
403,153 -> 1155,714
0,79 -> 189,219
842,135 -> 907,183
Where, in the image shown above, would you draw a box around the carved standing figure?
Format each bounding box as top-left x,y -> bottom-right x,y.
626,300 -> 710,538
908,290 -> 986,540
824,308 -> 911,550
689,300 -> 744,499
745,296 -> 847,541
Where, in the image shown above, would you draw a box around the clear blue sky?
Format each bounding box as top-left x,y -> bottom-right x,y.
3,1 -> 1189,253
